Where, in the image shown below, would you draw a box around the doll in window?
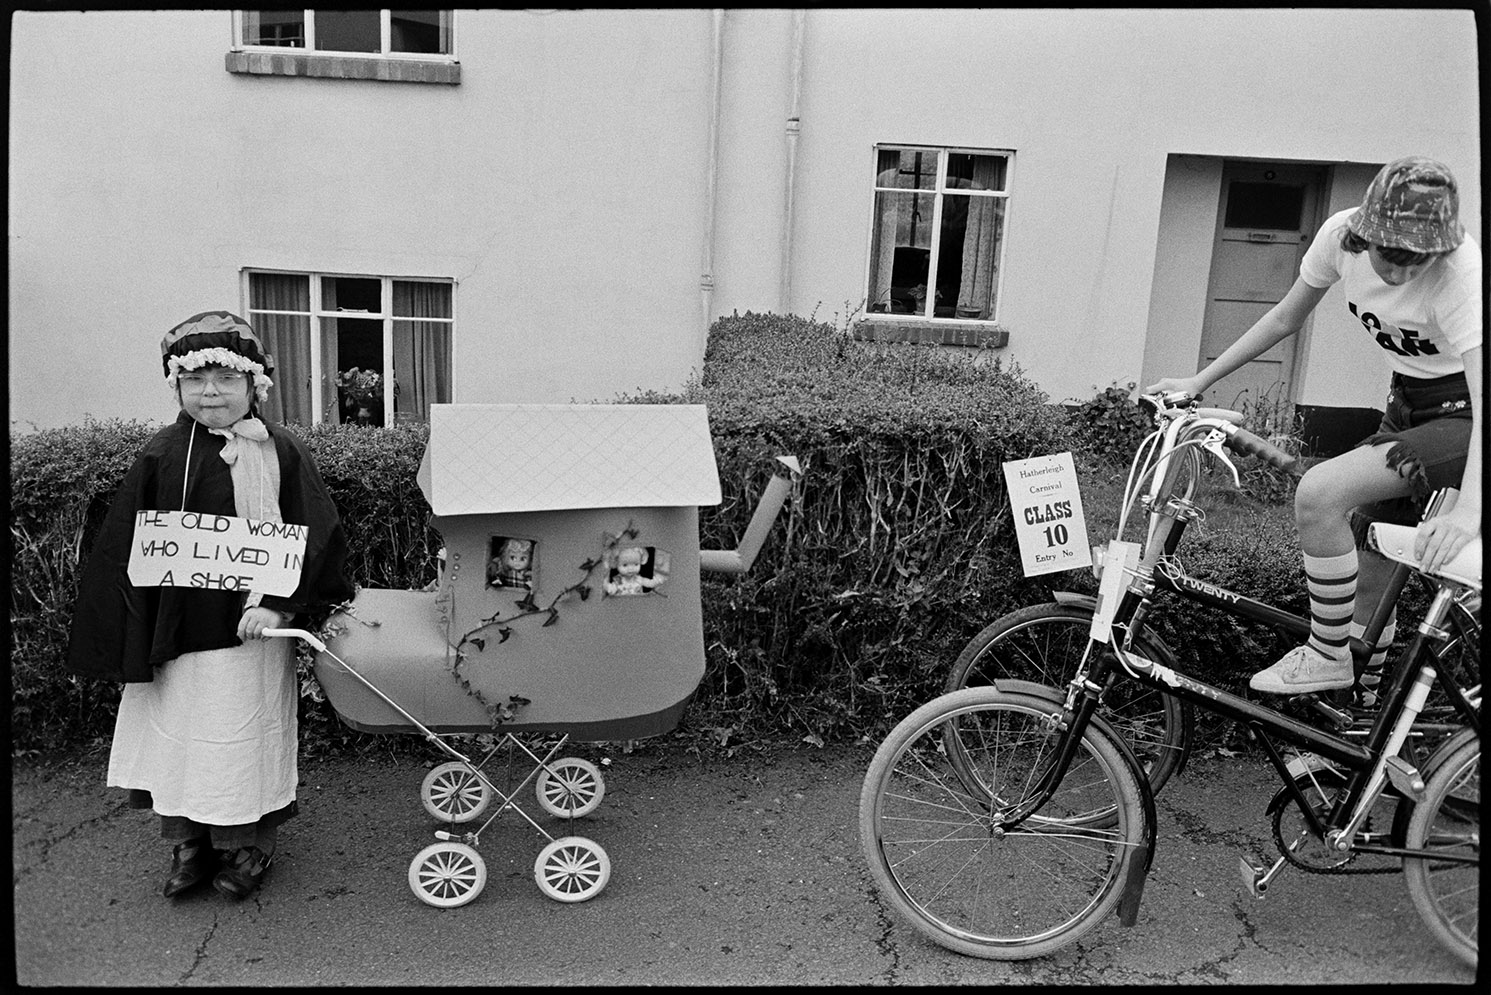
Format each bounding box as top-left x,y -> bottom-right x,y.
604,545 -> 663,596
487,537 -> 534,590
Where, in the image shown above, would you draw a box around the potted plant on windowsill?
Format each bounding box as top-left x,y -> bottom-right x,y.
336,367 -> 384,425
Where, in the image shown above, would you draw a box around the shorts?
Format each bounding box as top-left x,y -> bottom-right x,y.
1349,371 -> 1473,546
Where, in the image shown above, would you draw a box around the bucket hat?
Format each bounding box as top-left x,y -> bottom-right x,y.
1347,156 -> 1464,254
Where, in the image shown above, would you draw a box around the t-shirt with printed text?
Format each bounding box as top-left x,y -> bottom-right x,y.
1299,208 -> 1482,379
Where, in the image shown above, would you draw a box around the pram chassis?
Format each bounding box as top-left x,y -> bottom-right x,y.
267,628 -> 611,908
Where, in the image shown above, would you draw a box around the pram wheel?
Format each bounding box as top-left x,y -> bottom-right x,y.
535,757 -> 606,818
534,836 -> 611,902
421,762 -> 492,823
409,842 -> 487,908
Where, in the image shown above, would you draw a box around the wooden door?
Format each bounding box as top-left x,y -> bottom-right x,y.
1198,162 -> 1325,422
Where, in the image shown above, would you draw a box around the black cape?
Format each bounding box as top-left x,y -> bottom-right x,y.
64,412 -> 355,683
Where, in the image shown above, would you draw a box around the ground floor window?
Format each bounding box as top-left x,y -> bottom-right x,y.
245,270 -> 454,426
866,146 -> 1011,321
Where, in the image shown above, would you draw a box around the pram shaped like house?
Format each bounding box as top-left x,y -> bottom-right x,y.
270,403 -> 800,907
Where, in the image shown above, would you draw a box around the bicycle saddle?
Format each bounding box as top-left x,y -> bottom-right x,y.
1368,522 -> 1482,592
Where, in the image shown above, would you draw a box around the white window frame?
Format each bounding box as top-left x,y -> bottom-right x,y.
242,268 -> 456,426
865,145 -> 1014,322
231,9 -> 458,62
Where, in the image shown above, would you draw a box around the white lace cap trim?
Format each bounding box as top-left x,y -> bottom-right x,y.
166,348 -> 273,403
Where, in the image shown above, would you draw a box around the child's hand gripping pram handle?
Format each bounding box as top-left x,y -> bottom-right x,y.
263,627 -> 461,753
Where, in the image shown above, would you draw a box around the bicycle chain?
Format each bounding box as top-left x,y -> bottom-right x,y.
1269,775 -> 1400,876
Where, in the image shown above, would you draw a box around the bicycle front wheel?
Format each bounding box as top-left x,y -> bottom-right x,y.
1402,735 -> 1479,970
860,686 -> 1150,960
945,603 -> 1193,793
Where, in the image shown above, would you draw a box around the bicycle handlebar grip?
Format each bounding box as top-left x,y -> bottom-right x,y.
1223,425 -> 1302,476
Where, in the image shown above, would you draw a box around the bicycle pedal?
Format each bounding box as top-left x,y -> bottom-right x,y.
1383,756 -> 1425,801
1295,695 -> 1353,731
1237,852 -> 1285,899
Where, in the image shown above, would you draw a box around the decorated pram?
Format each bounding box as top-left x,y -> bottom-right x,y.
269,403 -> 800,907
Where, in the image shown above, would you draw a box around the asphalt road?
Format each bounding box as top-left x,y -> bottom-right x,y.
11,737 -> 1478,986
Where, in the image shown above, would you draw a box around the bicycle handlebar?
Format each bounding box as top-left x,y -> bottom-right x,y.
1136,392 -> 1300,475
1220,424 -> 1302,476
1136,391 -> 1241,424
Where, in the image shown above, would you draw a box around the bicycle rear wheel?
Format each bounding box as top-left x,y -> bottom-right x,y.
860,686 -> 1150,960
945,603 -> 1192,793
1401,735 -> 1479,970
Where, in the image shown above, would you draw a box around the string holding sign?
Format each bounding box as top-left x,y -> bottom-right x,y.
127,511 -> 309,595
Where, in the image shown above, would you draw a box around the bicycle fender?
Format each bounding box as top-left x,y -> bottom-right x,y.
986,676 -> 1158,926
1052,590 -> 1098,610
1111,721 -> 1158,928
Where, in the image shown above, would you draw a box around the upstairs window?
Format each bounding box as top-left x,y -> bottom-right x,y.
866,147 -> 1011,321
245,271 -> 454,427
236,9 -> 454,58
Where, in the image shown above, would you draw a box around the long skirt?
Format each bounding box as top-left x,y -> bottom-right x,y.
107,638 -> 298,828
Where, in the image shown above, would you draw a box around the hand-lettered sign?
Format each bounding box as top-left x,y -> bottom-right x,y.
1001,452 -> 1092,577
126,510 -> 308,595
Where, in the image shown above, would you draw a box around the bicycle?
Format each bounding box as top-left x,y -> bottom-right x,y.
859,396 -> 1480,966
943,393 -> 1480,798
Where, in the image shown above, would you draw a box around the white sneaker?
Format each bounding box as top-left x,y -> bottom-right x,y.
1249,645 -> 1354,694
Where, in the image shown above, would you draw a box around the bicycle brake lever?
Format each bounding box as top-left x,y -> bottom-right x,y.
1199,429 -> 1242,488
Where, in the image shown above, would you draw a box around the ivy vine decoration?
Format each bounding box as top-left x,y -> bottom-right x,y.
446,522 -> 641,728
294,593 -> 378,704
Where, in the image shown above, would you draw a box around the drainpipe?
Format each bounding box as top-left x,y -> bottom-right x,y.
779,8 -> 805,312
700,9 -> 725,359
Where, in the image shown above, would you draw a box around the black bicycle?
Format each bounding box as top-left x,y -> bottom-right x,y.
860,394 -> 1480,966
944,393 -> 1480,797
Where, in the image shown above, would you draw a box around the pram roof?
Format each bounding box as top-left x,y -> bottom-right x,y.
417,403 -> 723,516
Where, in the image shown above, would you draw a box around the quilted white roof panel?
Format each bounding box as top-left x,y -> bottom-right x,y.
419,403 -> 723,515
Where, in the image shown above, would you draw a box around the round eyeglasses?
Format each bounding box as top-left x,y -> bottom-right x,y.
178,370 -> 250,392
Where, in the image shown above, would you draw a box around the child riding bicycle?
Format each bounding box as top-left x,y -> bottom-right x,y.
1146,156 -> 1483,697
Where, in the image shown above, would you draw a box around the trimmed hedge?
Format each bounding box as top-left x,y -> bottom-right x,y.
634,312 -> 1082,744
11,312 -> 1323,754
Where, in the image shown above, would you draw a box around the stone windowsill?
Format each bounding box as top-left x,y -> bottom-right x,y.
851,318 -> 1010,349
225,51 -> 460,84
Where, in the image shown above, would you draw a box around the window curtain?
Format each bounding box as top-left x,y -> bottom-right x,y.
319,320 -> 341,424
249,274 -> 312,425
957,158 -> 1004,318
393,282 -> 453,424
869,191 -> 900,313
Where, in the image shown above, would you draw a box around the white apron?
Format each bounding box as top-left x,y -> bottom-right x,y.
107,638 -> 298,825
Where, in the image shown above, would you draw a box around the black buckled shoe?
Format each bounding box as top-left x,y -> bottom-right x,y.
162,840 -> 218,898
212,846 -> 273,900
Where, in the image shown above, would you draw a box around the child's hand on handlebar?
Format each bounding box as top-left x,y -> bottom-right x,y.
1142,375 -> 1206,397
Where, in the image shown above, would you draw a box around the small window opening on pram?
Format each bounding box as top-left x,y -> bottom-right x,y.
604,545 -> 669,597
487,536 -> 536,590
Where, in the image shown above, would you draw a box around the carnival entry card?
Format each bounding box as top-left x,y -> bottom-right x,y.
1001,452 -> 1092,577
127,510 -> 308,595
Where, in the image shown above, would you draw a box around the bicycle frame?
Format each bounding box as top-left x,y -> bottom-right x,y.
1000,568 -> 1474,870
999,400 -> 1479,865
1091,404 -> 1479,734
1132,540 -> 1479,732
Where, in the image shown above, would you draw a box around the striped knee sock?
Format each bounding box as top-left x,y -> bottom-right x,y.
1303,550 -> 1357,662
1350,615 -> 1396,702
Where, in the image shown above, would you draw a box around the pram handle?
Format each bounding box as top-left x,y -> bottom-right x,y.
263,627 -> 327,652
